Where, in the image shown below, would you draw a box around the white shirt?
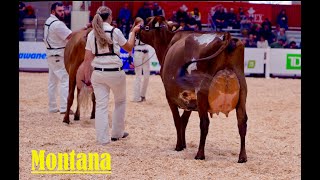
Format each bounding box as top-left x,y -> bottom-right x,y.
85,22 -> 127,68
257,40 -> 269,48
129,32 -> 148,50
44,14 -> 72,56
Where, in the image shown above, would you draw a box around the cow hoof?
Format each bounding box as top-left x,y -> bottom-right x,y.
237,157 -> 247,163
62,120 -> 70,124
74,117 -> 80,121
175,146 -> 184,151
90,115 -> 95,119
194,155 -> 205,160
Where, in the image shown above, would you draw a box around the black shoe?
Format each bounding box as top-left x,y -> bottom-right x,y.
141,96 -> 146,102
111,132 -> 129,141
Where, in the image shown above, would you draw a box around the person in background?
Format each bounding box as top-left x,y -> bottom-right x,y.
136,2 -> 152,23
152,3 -> 165,17
257,35 -> 269,48
83,6 -> 141,145
44,2 -> 88,114
19,1 -> 26,41
270,38 -> 285,48
189,7 -> 202,31
276,9 -> 288,30
129,17 -> 150,102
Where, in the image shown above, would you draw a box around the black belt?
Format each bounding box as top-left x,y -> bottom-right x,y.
135,49 -> 149,53
94,67 -> 122,71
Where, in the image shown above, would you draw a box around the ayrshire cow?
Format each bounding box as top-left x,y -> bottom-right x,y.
63,28 -> 96,124
139,16 -> 248,162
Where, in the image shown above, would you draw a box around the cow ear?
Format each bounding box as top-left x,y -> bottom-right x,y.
146,16 -> 155,24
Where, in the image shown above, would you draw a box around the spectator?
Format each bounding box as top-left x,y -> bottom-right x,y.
276,9 -> 288,30
178,18 -> 194,31
257,35 -> 269,48
189,7 -> 202,31
25,5 -> 36,18
259,24 -> 273,44
64,5 -> 71,29
212,6 -> 227,31
285,40 -> 299,49
136,2 -> 152,23
208,4 -> 222,31
248,23 -> 260,41
176,4 -> 189,24
277,28 -> 288,45
261,18 -> 272,32
118,3 -> 132,24
240,15 -> 253,37
226,8 -> 237,29
118,3 -> 132,39
152,3 -> 165,17
244,34 -> 257,48
19,2 -> 26,41
238,7 -> 246,21
270,38 -> 285,48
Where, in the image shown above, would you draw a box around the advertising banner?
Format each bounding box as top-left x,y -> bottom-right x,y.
244,48 -> 265,75
19,42 -> 48,71
269,49 -> 301,77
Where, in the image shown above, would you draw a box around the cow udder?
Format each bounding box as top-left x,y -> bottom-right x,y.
208,69 -> 240,117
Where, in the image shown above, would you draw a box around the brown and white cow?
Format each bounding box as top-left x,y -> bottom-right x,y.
139,16 -> 248,162
63,28 -> 95,124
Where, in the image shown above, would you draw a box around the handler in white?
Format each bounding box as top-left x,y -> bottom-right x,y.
44,2 -> 87,114
83,6 -> 140,145
130,17 -> 151,102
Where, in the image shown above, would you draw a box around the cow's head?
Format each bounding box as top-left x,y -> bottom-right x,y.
138,16 -> 176,47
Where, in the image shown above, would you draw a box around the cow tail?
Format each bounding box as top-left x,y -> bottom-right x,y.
78,84 -> 93,114
178,32 -> 231,78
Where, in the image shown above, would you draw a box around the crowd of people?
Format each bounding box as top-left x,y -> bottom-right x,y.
20,2 -> 300,49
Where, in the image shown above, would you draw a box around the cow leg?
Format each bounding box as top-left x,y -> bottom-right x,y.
235,72 -> 248,163
195,93 -> 210,160
181,110 -> 192,149
90,92 -> 96,119
168,101 -> 184,151
63,76 -> 76,124
74,87 -> 81,120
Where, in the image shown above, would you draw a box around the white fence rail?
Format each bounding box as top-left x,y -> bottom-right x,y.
19,42 -> 301,78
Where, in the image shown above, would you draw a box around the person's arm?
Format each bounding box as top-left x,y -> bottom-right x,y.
121,24 -> 141,52
83,50 -> 95,86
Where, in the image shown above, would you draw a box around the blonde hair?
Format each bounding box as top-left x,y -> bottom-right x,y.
130,17 -> 144,32
92,6 -> 113,48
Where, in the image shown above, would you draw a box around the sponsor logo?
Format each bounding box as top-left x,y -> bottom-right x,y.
286,54 -> 301,70
19,53 -> 47,59
31,150 -> 111,174
247,60 -> 256,68
151,62 -> 158,67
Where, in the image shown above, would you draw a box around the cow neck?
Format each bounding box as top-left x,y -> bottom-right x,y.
152,30 -> 175,67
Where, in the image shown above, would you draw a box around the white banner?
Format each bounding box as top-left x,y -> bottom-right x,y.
269,49 -> 301,77
146,45 -> 161,72
19,42 -> 48,71
244,48 -> 265,75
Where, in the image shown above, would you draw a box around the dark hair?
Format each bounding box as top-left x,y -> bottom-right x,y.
51,2 -> 63,12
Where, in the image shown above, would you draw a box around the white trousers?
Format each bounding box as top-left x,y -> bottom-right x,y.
133,51 -> 150,101
47,56 -> 69,112
91,70 -> 126,144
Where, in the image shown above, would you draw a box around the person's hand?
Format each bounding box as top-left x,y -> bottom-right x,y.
132,24 -> 141,33
129,63 -> 135,69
